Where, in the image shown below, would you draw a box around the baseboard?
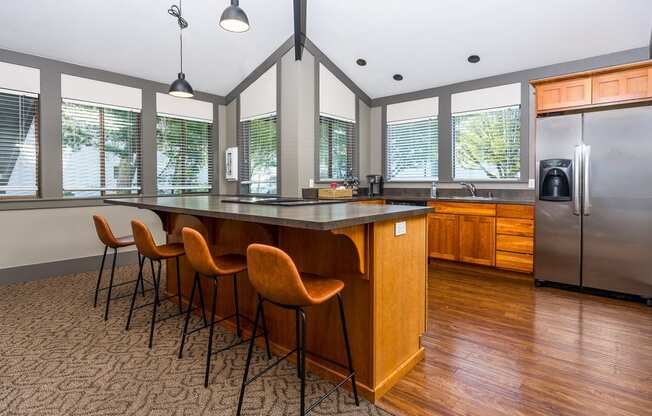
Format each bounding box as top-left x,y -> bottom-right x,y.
0,250 -> 140,285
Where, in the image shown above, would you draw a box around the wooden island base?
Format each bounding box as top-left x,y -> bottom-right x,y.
160,212 -> 427,403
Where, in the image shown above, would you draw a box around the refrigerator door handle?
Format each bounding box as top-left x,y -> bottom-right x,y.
583,144 -> 591,216
573,145 -> 582,215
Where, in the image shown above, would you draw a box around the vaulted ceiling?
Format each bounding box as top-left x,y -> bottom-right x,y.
1,0 -> 651,99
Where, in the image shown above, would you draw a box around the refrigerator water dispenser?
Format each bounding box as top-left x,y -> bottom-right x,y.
539,159 -> 572,201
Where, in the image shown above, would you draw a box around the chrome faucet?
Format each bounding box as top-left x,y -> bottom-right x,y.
460,182 -> 478,197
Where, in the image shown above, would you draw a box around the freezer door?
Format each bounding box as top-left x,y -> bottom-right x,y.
535,115 -> 582,285
582,107 -> 652,298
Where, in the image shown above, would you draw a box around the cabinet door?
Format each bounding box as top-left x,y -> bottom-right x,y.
592,67 -> 652,104
459,215 -> 495,266
536,77 -> 592,112
427,213 -> 459,261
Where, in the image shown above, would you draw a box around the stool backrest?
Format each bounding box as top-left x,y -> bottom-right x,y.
93,215 -> 120,248
246,243 -> 312,306
131,220 -> 159,259
182,227 -> 219,276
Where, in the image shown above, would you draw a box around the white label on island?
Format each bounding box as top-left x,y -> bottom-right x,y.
395,221 -> 407,236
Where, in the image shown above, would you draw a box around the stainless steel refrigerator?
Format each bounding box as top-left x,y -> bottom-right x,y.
535,105 -> 652,304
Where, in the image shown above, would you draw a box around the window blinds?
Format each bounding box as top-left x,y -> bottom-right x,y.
156,115 -> 212,194
386,117 -> 438,181
0,90 -> 39,197
452,105 -> 521,180
62,100 -> 141,197
238,114 -> 277,195
319,115 -> 355,180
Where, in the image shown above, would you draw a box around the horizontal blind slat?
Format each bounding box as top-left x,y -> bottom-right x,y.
238,114 -> 277,195
386,117 -> 438,181
318,115 -> 355,181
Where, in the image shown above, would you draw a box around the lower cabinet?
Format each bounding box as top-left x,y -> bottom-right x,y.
458,215 -> 495,266
427,213 -> 459,261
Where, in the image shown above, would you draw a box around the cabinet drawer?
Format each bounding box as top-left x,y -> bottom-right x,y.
496,234 -> 533,254
496,218 -> 534,237
354,199 -> 384,205
496,204 -> 534,219
496,251 -> 533,273
428,202 -> 496,216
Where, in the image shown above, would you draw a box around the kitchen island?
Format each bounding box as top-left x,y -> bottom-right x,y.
105,195 -> 431,403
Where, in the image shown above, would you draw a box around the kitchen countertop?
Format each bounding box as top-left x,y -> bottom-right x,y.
335,195 -> 536,205
104,195 -> 432,231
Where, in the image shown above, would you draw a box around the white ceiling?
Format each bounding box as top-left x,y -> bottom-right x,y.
1,0 -> 651,99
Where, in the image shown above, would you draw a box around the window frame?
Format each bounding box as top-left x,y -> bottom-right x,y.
318,114 -> 357,182
451,104 -> 522,182
61,99 -> 142,198
155,113 -> 213,195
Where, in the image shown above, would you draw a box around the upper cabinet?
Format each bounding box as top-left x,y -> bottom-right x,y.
532,61 -> 652,114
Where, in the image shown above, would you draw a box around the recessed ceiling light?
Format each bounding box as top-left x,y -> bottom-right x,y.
393,74 -> 403,81
467,55 -> 480,63
356,58 -> 367,66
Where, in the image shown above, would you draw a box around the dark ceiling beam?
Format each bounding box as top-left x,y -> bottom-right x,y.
293,0 -> 306,60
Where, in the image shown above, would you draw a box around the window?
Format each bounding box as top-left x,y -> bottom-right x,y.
452,105 -> 521,180
319,115 -> 355,180
62,100 -> 141,197
385,97 -> 439,181
156,115 -> 211,194
0,90 -> 39,198
239,113 -> 278,195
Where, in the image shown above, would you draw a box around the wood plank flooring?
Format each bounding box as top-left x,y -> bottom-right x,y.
377,262 -> 652,416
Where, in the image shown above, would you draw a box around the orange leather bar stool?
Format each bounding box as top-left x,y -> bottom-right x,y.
180,227 -> 271,388
237,244 -> 360,416
126,220 -> 186,348
92,215 -> 144,321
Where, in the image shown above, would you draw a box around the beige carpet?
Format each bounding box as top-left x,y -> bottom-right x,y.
0,264 -> 392,416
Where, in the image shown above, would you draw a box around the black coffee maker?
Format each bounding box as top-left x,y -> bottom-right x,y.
539,159 -> 572,201
367,175 -> 384,197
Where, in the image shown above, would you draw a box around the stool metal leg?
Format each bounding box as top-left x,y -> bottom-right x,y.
204,277 -> 219,387
259,295 -> 272,359
125,254 -> 145,331
298,309 -> 307,416
103,248 -> 118,321
196,275 -> 208,326
148,259 -> 161,349
295,309 -> 301,378
232,273 -> 241,338
179,271 -> 198,359
337,293 -> 359,406
94,246 -> 108,307
236,297 -> 262,416
138,253 -> 145,297
176,257 -> 183,314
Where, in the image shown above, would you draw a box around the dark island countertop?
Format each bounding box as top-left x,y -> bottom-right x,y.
104,196 -> 432,231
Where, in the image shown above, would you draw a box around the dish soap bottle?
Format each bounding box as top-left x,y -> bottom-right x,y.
431,181 -> 438,198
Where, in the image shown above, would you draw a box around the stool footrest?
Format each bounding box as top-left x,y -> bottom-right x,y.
132,293 -> 181,310
305,371 -> 356,415
212,332 -> 266,355
243,348 -> 297,387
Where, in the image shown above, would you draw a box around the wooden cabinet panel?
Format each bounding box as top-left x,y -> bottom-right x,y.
355,199 -> 385,205
496,234 -> 534,255
592,67 -> 652,104
458,215 -> 495,266
427,213 -> 459,261
536,77 -> 592,112
496,251 -> 533,273
496,204 -> 534,219
429,202 -> 496,217
496,218 -> 534,237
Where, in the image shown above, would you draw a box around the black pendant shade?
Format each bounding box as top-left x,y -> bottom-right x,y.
219,0 -> 250,33
169,72 -> 194,98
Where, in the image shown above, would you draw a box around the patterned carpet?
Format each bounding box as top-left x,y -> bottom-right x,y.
0,264 -> 392,416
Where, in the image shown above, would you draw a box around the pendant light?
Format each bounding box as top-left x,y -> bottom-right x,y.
219,0 -> 250,33
168,2 -> 194,98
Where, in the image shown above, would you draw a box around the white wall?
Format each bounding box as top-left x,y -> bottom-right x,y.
358,99 -> 371,184
0,205 -> 164,269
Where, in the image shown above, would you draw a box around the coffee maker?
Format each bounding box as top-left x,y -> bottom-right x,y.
366,175 -> 384,197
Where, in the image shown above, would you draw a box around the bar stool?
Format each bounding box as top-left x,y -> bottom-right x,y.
126,220 -> 186,348
237,244 -> 359,416
92,215 -> 144,321
179,227 -> 271,387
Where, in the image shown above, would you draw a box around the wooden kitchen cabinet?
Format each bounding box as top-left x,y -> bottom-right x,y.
428,213 -> 459,261
592,67 -> 652,104
458,215 -> 495,266
536,77 -> 592,112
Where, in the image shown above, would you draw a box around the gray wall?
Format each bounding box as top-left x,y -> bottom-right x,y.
370,47 -> 650,189
0,47 -> 225,209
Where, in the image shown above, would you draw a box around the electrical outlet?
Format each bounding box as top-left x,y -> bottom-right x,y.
528,179 -> 535,189
395,221 -> 406,236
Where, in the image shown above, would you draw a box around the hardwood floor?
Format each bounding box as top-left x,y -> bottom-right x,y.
377,261 -> 652,416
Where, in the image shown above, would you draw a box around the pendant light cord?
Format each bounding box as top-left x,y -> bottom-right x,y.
168,1 -> 189,73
